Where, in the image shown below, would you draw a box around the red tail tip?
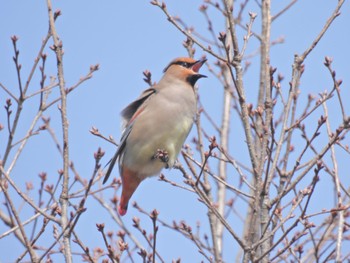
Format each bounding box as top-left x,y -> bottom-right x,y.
118,205 -> 127,216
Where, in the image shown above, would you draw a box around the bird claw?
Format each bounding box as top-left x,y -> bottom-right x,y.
152,149 -> 169,168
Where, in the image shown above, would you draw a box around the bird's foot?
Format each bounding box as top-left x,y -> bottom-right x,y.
152,149 -> 170,168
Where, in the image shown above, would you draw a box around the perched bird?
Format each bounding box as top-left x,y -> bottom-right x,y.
104,57 -> 207,216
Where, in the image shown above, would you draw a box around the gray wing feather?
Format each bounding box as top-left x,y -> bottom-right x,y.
120,88 -> 156,127
103,87 -> 157,184
103,124 -> 132,184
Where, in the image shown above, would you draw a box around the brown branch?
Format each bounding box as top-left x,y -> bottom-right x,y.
0,165 -> 60,224
42,65 -> 99,111
90,126 -> 118,146
322,101 -> 344,262
0,82 -> 18,102
150,210 -> 159,263
324,56 -> 348,124
46,2 -> 72,262
0,179 -> 38,262
96,223 -> 117,263
72,230 -> 96,263
0,208 -> 47,239
299,0 -> 345,63
68,148 -> 105,235
271,0 -> 298,21
131,215 -> 165,263
181,152 -> 254,198
174,162 -> 247,250
150,0 -> 226,62
158,174 -> 195,193
192,88 -> 219,259
286,89 -> 335,132
83,186 -> 144,250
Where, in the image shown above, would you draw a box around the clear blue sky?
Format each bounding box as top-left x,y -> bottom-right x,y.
0,1 -> 349,262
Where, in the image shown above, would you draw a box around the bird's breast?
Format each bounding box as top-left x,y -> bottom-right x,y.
121,85 -> 196,178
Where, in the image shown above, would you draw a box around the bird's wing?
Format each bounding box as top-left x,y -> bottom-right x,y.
103,87 -> 157,184
120,88 -> 157,128
103,123 -> 132,184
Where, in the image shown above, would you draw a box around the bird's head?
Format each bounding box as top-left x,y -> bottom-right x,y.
163,57 -> 207,86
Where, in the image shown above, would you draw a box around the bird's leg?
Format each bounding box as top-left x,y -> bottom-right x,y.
152,149 -> 169,168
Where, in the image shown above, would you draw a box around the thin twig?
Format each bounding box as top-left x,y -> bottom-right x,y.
322,101 -> 344,262
0,208 -> 47,238
0,180 -> 38,262
0,82 -> 18,102
0,166 -> 60,224
299,0 -> 345,62
150,210 -> 159,263
272,0 -> 298,21
150,1 -> 226,62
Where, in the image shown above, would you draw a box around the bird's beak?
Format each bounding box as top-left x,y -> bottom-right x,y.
191,58 -> 207,73
191,58 -> 207,78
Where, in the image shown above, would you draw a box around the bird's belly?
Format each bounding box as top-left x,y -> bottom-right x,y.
122,115 -> 193,179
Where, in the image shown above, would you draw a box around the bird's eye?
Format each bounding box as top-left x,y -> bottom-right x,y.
180,62 -> 189,67
175,61 -> 191,68
163,60 -> 194,72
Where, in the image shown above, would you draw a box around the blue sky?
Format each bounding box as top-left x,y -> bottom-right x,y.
0,1 -> 349,262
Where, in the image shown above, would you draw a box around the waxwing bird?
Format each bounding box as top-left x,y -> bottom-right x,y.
104,57 -> 207,216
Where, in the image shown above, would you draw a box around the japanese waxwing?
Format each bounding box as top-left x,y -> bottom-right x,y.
104,57 -> 207,216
